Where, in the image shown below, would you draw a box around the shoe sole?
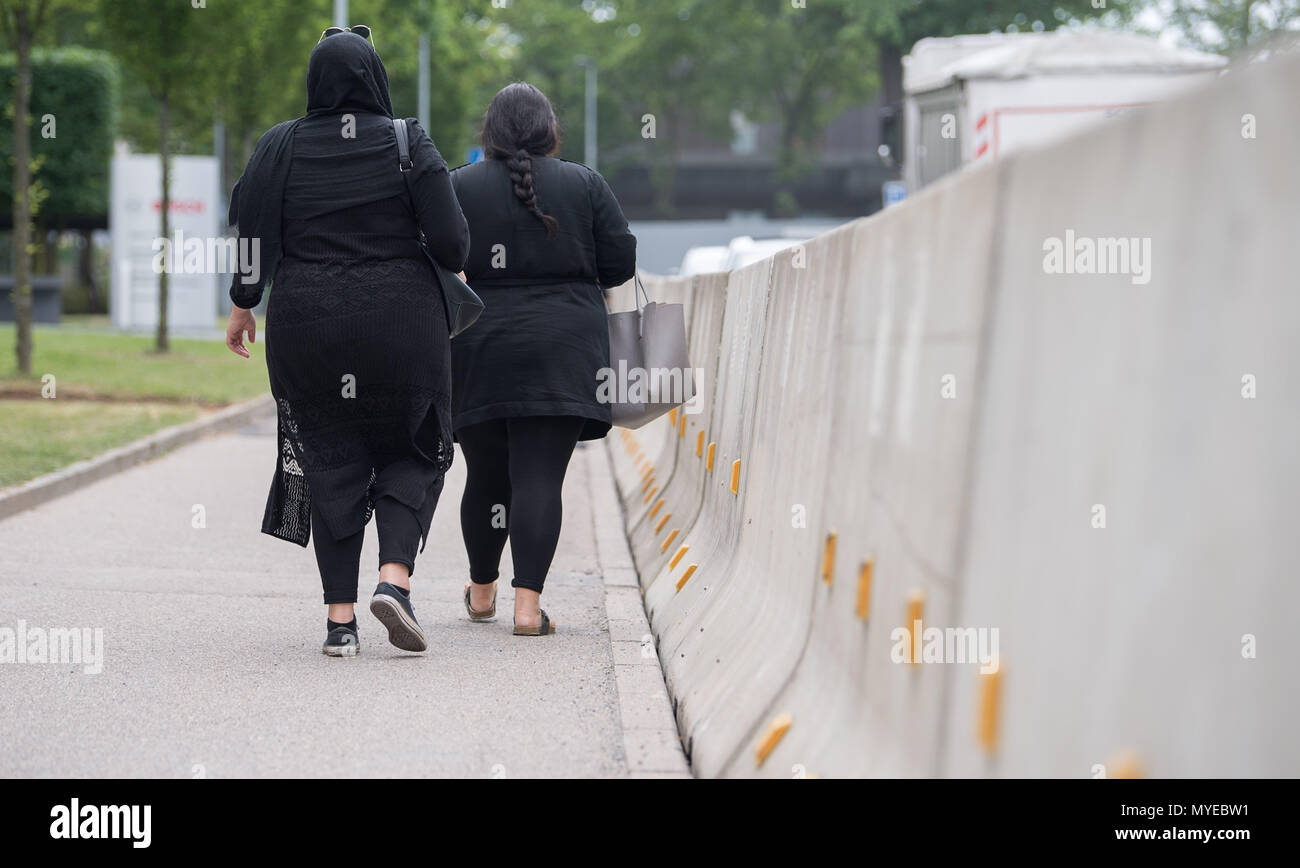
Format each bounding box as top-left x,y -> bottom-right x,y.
513,625 -> 557,636
513,619 -> 557,636
369,594 -> 429,653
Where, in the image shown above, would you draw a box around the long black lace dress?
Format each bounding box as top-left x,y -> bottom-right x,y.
260,192 -> 465,548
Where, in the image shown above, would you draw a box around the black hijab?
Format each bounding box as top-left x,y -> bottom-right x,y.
228,32 -> 401,307
305,31 -> 394,117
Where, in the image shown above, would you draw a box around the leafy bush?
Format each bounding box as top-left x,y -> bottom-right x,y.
0,47 -> 118,228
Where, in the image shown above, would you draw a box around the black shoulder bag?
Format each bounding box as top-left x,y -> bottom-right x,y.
392,117 -> 484,338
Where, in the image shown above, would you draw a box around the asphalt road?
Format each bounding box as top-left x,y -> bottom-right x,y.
0,411 -> 680,778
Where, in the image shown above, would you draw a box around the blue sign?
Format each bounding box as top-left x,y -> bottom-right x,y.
466,146 -> 485,164
882,181 -> 907,208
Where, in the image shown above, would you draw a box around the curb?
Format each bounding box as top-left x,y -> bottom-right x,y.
586,439 -> 693,779
0,393 -> 276,522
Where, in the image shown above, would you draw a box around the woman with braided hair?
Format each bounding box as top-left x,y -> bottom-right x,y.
451,82 -> 637,636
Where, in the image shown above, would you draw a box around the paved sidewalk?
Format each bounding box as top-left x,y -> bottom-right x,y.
0,409 -> 688,779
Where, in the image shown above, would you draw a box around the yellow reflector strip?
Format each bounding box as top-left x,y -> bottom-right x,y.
978,668 -> 1001,754
820,531 -> 837,585
660,529 -> 679,552
754,713 -> 792,766
855,560 -> 873,620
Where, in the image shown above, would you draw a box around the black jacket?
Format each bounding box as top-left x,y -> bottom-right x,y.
450,157 -> 636,440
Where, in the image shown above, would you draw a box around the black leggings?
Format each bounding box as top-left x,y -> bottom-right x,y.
458,416 -> 585,594
312,476 -> 445,605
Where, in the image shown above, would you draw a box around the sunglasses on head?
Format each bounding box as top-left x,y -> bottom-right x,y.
319,24 -> 374,46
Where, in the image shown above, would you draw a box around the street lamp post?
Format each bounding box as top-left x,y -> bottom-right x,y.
575,56 -> 598,171
418,33 -> 430,130
418,0 -> 431,130
334,0 -> 348,27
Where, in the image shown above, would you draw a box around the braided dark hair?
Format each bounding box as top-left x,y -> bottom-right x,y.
482,82 -> 561,240
503,149 -> 558,240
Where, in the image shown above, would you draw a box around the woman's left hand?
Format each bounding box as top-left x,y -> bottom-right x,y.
226,306 -> 257,358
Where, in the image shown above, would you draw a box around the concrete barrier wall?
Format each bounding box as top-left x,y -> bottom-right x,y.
940,50 -> 1300,778
606,51 -> 1299,777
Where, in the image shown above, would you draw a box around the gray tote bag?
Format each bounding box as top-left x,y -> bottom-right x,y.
607,276 -> 694,429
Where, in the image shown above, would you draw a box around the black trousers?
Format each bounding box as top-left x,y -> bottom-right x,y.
312,476 -> 445,605
457,415 -> 585,594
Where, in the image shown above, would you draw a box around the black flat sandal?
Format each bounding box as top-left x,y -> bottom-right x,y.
513,609 -> 556,637
464,581 -> 497,622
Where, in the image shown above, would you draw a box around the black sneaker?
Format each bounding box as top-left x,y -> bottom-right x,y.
322,622 -> 360,657
368,582 -> 428,652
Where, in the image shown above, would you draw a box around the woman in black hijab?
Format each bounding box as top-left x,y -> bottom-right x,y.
452,83 -> 637,636
225,30 -> 469,657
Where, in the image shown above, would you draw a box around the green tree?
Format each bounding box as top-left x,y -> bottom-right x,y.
0,47 -> 117,310
602,1 -> 732,216
476,0 -> 612,163
192,1 -> 505,189
99,0 -> 208,352
478,1 -> 749,215
199,0 -> 328,186
708,0 -> 881,214
0,0 -> 86,375
349,0 -> 508,165
1162,0 -> 1300,52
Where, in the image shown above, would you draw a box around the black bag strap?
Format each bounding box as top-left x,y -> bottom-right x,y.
390,118 -> 422,231
391,116 -> 453,330
393,117 -> 413,173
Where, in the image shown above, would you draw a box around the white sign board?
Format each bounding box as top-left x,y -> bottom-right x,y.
110,154 -> 220,331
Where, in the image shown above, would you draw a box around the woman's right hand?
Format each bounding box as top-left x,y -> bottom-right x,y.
226,306 -> 257,358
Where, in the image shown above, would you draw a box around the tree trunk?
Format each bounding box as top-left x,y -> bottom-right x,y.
155,91 -> 170,352
650,154 -> 678,218
39,224 -> 56,274
79,229 -> 101,315
773,114 -> 804,217
11,6 -> 34,375
650,109 -> 680,218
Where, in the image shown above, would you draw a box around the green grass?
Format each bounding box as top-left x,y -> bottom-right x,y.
0,400 -> 199,487
0,324 -> 268,404
54,314 -> 112,330
0,324 -> 270,487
